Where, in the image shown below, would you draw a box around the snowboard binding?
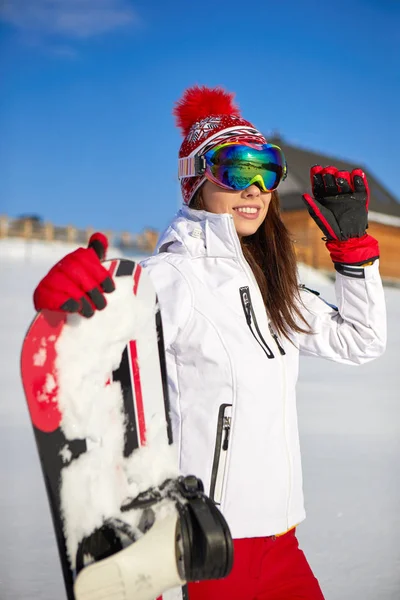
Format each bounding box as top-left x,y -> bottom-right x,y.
74,475 -> 233,600
174,475 -> 233,581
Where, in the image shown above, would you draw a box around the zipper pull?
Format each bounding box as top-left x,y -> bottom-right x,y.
269,323 -> 286,356
222,417 -> 231,451
239,287 -> 252,325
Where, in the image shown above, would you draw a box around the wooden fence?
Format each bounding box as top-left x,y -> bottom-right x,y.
0,215 -> 159,254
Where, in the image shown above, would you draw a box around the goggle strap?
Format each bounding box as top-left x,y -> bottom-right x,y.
178,155 -> 206,179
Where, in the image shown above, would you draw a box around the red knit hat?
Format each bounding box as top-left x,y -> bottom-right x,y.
173,85 -> 268,205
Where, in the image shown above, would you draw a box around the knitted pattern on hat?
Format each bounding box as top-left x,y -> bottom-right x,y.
173,85 -> 267,205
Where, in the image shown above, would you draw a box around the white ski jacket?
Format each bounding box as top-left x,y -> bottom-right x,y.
141,206 -> 386,540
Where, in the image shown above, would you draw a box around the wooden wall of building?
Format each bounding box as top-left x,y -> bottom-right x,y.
281,210 -> 400,281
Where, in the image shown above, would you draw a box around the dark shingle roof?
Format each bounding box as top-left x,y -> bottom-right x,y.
270,136 -> 400,218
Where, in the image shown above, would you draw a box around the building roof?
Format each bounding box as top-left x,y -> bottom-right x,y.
270,136 -> 400,220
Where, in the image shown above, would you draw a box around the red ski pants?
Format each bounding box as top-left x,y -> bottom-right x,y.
187,529 -> 325,600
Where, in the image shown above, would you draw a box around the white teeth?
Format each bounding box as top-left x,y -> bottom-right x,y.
236,207 -> 258,214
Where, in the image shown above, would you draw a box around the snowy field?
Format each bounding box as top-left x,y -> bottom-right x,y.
0,238 -> 399,600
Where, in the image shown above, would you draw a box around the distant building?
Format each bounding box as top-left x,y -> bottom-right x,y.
271,136 -> 400,281
0,215 -> 158,257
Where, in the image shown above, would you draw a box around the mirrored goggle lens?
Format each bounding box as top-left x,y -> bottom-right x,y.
204,143 -> 287,192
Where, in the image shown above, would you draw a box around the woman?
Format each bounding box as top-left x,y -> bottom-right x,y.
33,85 -> 386,600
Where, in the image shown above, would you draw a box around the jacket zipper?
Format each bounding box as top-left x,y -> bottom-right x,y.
277,343 -> 291,530
239,286 -> 274,359
210,404 -> 232,505
240,287 -> 290,524
228,216 -> 291,529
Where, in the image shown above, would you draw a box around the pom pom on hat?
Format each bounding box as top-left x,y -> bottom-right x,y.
173,85 -> 241,137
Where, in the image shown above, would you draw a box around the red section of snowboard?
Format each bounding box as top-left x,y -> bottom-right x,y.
20,310 -> 66,433
133,263 -> 142,295
129,340 -> 146,446
21,260 -> 120,433
107,259 -> 118,278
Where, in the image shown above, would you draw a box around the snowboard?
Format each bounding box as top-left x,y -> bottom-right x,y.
20,258 -> 187,600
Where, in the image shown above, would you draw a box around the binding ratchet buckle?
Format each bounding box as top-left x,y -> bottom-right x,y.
175,475 -> 233,581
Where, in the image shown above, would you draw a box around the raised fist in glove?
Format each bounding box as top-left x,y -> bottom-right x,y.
33,232 -> 115,318
302,166 -> 379,266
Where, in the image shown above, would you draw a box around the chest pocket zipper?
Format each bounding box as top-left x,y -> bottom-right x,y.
239,287 -> 275,359
210,404 -> 232,505
268,323 -> 286,356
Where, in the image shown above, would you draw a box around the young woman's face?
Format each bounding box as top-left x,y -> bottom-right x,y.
200,180 -> 272,237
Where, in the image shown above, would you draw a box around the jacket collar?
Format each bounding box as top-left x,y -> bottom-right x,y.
156,206 -> 242,260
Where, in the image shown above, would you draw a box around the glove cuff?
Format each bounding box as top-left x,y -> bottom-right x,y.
325,234 -> 380,266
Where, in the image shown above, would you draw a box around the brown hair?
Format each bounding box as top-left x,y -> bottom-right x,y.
190,189 -> 310,339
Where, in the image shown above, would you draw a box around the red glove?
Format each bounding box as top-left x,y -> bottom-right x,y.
33,233 -> 115,318
302,165 -> 379,265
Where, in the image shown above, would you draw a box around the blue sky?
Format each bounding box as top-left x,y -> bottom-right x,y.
1,0 -> 399,236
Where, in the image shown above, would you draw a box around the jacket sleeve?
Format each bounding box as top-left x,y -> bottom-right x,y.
297,261 -> 386,365
140,255 -> 193,350
140,255 -> 193,461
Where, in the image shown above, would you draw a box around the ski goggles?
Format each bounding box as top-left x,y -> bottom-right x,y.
178,142 -> 287,192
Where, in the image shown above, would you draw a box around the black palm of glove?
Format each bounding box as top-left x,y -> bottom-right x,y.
302,166 -> 369,241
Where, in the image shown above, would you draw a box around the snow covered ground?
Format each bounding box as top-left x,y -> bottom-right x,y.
0,238 -> 399,599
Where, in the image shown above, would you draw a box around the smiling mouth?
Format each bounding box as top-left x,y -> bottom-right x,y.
232,206 -> 263,221
233,206 -> 261,215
